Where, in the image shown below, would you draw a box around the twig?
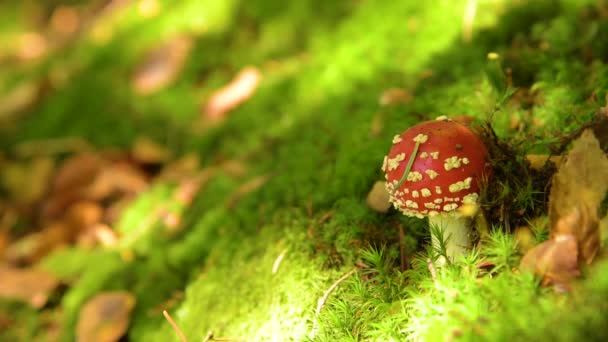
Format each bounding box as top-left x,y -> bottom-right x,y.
426,258 -> 438,287
163,310 -> 188,342
272,248 -> 288,274
399,226 -> 408,271
202,331 -> 239,342
202,331 -> 213,342
311,269 -> 356,338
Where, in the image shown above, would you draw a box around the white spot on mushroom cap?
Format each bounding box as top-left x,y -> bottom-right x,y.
407,171 -> 423,182
419,152 -> 428,158
443,203 -> 459,211
436,115 -> 449,121
462,192 -> 479,204
405,200 -> 419,209
392,135 -> 403,144
430,152 -> 439,160
388,153 -> 406,171
424,202 -> 440,209
435,186 -> 442,194
425,169 -> 438,180
448,177 -> 473,193
444,156 -> 462,171
413,134 -> 428,143
421,188 -> 432,197
381,156 -> 388,172
412,190 -> 420,198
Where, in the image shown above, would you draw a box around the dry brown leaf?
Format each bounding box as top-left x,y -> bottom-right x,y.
520,130 -> 608,290
203,66 -> 261,121
79,162 -> 148,204
76,291 -> 135,342
14,137 -> 93,158
519,234 -> 580,291
379,88 -> 413,106
50,6 -> 80,36
0,82 -> 40,119
366,181 -> 391,213
51,153 -> 104,193
526,154 -> 564,170
0,264 -> 59,308
132,136 -> 171,164
18,32 -> 48,61
132,35 -> 193,95
158,153 -> 201,181
67,201 -> 104,227
226,174 -> 271,208
0,157 -> 54,206
548,130 -> 608,264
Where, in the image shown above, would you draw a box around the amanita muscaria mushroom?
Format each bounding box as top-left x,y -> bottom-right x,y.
382,116 -> 491,262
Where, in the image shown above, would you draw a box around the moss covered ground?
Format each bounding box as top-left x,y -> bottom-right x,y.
2,0 -> 608,341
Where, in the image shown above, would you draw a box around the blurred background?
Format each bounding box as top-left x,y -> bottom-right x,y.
2,0 -> 608,341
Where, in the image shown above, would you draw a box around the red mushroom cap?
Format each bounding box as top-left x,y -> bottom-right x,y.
382,117 -> 491,218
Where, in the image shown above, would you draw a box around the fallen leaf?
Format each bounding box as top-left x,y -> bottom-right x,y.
0,157 -> 54,206
526,154 -> 564,170
0,264 -> 59,308
514,226 -> 535,253
0,82 -> 40,119
548,130 -> 608,264
379,88 -> 413,106
76,291 -> 135,342
50,6 -> 80,36
226,174 -> 270,208
366,181 -> 391,213
158,153 -> 200,181
519,234 -> 580,291
203,66 -> 261,121
66,201 -> 104,229
132,35 -> 193,95
14,137 -> 93,158
520,130 -> 608,290
132,136 -> 171,164
18,32 -> 48,60
51,153 -> 104,193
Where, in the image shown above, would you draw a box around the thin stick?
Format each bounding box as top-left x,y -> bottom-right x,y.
311,269 -> 356,338
163,310 -> 188,342
426,258 -> 438,287
272,248 -> 288,274
399,225 -> 407,271
202,331 -> 213,342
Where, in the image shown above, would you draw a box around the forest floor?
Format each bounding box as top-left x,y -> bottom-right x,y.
2,1 -> 608,341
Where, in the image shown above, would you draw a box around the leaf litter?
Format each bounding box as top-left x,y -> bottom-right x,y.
520,130 -> 608,290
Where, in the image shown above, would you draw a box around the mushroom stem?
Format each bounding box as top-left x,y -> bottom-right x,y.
429,214 -> 472,263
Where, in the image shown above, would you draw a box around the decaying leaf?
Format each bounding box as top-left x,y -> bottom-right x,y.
226,174 -> 271,208
0,157 -> 54,205
366,181 -> 391,213
548,129 -> 608,264
158,153 -> 201,181
520,234 -> 580,291
378,88 -> 413,106
76,291 -> 136,342
203,66 -> 261,121
132,35 -> 193,95
520,130 -> 608,289
525,154 -> 564,170
0,264 -> 59,308
132,136 -> 171,164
